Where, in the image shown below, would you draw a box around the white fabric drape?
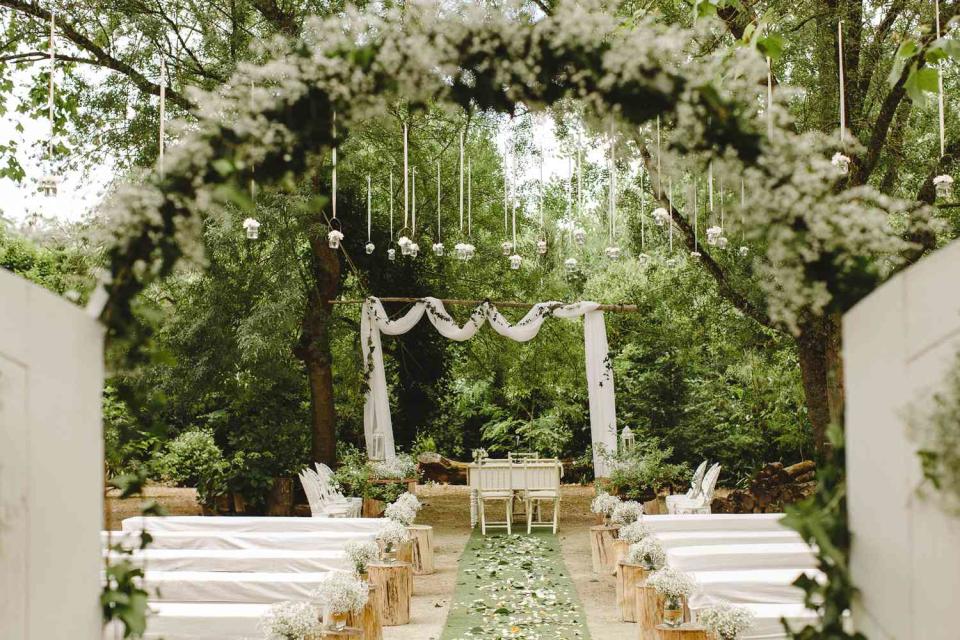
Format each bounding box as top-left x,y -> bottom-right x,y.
360,296 -> 618,476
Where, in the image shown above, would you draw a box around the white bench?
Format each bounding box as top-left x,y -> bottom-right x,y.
666,542 -> 817,572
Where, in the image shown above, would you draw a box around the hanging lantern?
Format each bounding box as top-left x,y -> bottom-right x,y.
717,236 -> 729,250
638,252 -> 650,265
738,246 -> 749,257
242,217 -> 261,240
573,226 -> 587,245
620,426 -> 636,452
564,257 -> 578,273
652,207 -> 669,226
934,174 -> 954,200
509,254 -> 522,270
690,250 -> 701,259
409,242 -> 420,258
501,240 -> 514,256
39,173 -> 60,198
455,243 -> 467,260
666,256 -> 679,269
370,433 -> 385,462
605,246 -> 621,260
398,235 -> 413,256
365,242 -> 375,255
388,247 -> 397,262
706,225 -> 722,246
464,243 -> 476,260
831,152 -> 851,175
328,229 -> 344,249
537,239 -> 548,255
433,242 -> 445,257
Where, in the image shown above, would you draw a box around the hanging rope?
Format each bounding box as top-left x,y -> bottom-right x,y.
411,166 -> 417,237
766,56 -> 774,139
159,59 -> 166,177
639,169 -> 646,252
538,147 -> 544,230
708,161 -> 714,217
577,145 -> 583,216
656,116 -> 662,197
608,124 -> 616,243
838,20 -> 846,146
693,177 -> 698,253
436,160 -> 441,242
249,82 -> 256,205
467,158 -> 473,236
403,121 -> 408,228
332,111 -> 338,220
367,175 -> 372,242
459,130 -> 464,235
47,7 -> 55,161
668,177 -> 674,253
719,178 -> 725,231
389,171 -> 394,240
503,158 -> 509,237
511,175 -> 517,248
937,0 -> 946,158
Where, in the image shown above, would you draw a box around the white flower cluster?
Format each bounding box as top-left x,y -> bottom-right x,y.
376,518 -> 410,549
611,500 -> 644,524
369,454 -> 416,479
626,537 -> 666,569
617,520 -> 650,544
384,500 -> 417,525
646,567 -> 697,599
343,539 -> 379,575
698,602 -> 755,640
311,570 -> 369,615
395,491 -> 422,513
259,600 -> 319,640
591,491 -> 621,516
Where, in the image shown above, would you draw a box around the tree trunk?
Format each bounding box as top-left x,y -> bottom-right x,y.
294,230 -> 341,467
796,312 -> 844,455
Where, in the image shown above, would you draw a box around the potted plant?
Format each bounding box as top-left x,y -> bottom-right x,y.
311,571 -> 368,631
646,567 -> 696,628
258,600 -> 320,640
698,603 -> 755,640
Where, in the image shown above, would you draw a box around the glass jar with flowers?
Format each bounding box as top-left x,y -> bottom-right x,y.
259,600 -> 320,640
698,602 -> 755,640
590,491 -> 620,526
645,567 -> 696,628
376,519 -> 410,563
626,537 -> 666,571
343,539 -> 379,581
311,571 -> 368,631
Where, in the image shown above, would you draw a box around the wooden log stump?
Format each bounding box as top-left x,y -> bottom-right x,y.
635,584 -> 664,637
589,524 -> 619,574
616,562 -> 648,622
407,524 -> 435,575
362,497 -> 386,518
610,539 -> 631,575
395,539 -> 415,565
318,628 -> 363,639
654,624 -> 708,640
347,583 -> 382,640
367,562 -> 412,626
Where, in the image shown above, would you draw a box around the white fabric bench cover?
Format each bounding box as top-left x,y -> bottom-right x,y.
643,513 -> 787,533
123,602 -> 269,640
689,568 -> 822,608
654,530 -> 803,549
122,516 -> 384,534
667,543 -> 817,572
107,548 -> 348,573
105,529 -> 377,551
145,570 -> 330,603
691,603 -> 819,640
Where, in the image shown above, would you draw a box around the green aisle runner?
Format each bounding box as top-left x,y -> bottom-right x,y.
440,531 -> 591,640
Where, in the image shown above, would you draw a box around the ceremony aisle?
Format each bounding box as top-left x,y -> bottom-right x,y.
441,531 -> 591,640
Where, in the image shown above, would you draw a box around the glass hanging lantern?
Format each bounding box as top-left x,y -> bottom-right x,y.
433,242 -> 445,257
455,243 -> 467,260
564,257 -> 578,273
706,225 -> 722,246
509,254 -> 522,270
501,240 -> 514,256
365,242 -> 375,255
620,426 -> 636,451
605,246 -> 621,260
738,245 -> 749,257
573,226 -> 587,245
934,174 -> 954,200
536,239 -> 548,255
831,152 -> 851,175
666,256 -> 679,269
652,207 -> 669,227
716,235 -> 729,250
39,173 -> 60,198
409,242 -> 420,258
398,235 -> 413,256
690,250 -> 701,259
638,252 -> 650,265
464,243 -> 476,260
388,245 -> 397,261
327,219 -> 344,249
242,217 -> 261,240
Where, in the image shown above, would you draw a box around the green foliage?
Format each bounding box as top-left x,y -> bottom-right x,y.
910,350 -> 960,516
153,429 -> 224,488
331,444 -> 411,503
604,441 -> 690,501
0,225 -> 93,300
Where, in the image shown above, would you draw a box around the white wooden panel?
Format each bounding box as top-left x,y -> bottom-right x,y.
844,239 -> 960,640
0,268 -> 103,640
0,355 -> 28,639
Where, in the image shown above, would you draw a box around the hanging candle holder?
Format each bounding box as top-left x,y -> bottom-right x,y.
242,217 -> 261,240
432,241 -> 445,257
509,254 -> 522,270
327,219 -> 344,249
689,250 -> 701,259
831,152 -> 851,175
666,256 -> 680,269
501,240 -> 514,256
706,225 -> 722,246
573,226 -> 587,245
934,174 -> 954,200
638,252 -> 650,266
536,238 -> 548,255
39,173 -> 60,198
398,229 -> 413,256
605,246 -> 621,260
387,243 -> 397,262
652,207 -> 669,227
716,236 -> 729,250
365,242 -> 375,255
738,245 -> 750,257
564,257 -> 578,273
409,242 -> 420,258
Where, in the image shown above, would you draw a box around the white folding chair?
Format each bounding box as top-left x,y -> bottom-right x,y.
675,464 -> 722,515
477,457 -> 513,535
521,458 -> 561,534
667,460 -> 708,514
300,468 -> 352,517
315,463 -> 362,516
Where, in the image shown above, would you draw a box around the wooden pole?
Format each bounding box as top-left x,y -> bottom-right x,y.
329,297 -> 641,313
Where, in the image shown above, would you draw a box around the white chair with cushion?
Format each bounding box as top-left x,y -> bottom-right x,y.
667,460 -> 708,515
477,456 -> 513,535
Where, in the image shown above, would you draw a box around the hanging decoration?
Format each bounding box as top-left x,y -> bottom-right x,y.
638,168 -> 649,265
690,178 -> 701,259
388,171 -> 397,261
665,178 -> 678,269
398,122 -> 413,256
573,148 -> 586,245
604,124 -> 620,260
365,175 -> 375,254
501,148 -> 514,256
564,257 -> 578,273
454,132 -> 476,261
409,166 -> 420,258
537,147 -> 548,255
831,21 -> 851,175
716,178 -> 728,249
706,161 -> 721,245
933,0 -> 953,199
433,160 -> 444,256
40,8 -> 59,197
508,153 -> 522,270
243,82 -> 259,239
328,113 -> 344,249
738,178 -> 749,256
242,217 -> 260,239
159,59 -> 167,178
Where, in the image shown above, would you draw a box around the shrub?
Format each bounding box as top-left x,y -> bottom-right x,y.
605,442 -> 689,502
154,429 -> 225,488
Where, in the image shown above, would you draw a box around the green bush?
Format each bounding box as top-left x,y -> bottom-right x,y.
604,442 -> 690,502
154,429 -> 225,488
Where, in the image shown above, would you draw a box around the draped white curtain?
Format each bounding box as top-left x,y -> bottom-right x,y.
360,296 -> 618,477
